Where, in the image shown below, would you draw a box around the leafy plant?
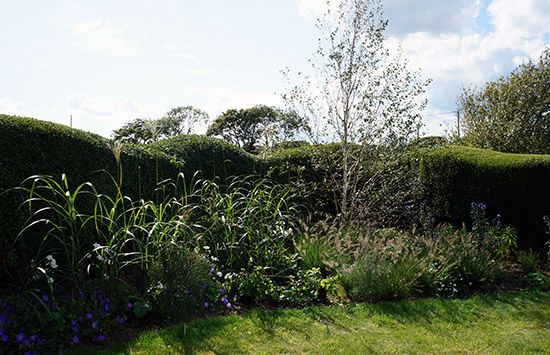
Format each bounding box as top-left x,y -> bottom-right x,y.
516,249 -> 542,274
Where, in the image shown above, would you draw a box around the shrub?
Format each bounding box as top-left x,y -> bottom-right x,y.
516,249 -> 542,274
416,145 -> 550,250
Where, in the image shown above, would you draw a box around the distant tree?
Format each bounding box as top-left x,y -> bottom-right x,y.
112,118 -> 156,144
159,106 -> 209,136
112,106 -> 208,144
457,47 -> 550,154
206,105 -> 308,153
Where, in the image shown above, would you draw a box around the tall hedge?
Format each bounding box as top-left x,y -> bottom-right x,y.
146,134 -> 262,182
417,145 -> 550,249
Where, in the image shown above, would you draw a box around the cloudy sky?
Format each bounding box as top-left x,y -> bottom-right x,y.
1,0 -> 549,138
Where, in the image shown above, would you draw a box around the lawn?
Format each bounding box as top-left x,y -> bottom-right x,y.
68,291 -> 550,354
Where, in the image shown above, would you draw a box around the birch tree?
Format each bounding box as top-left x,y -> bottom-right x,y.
283,0 -> 430,223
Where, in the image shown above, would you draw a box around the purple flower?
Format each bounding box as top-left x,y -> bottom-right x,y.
51,303 -> 57,309
220,297 -> 228,304
17,333 -> 24,341
106,298 -> 111,303
78,316 -> 82,322
23,338 -> 30,346
204,302 -> 209,308
127,303 -> 133,309
220,288 -> 225,294
42,295 -> 48,302
72,326 -> 78,333
86,313 -> 92,319
104,304 -> 109,311
0,328 -> 3,335
227,303 -> 233,309
98,334 -> 104,341
30,334 -> 37,341
37,338 -> 44,345
71,319 -> 78,326
92,321 -> 97,328
92,336 -> 98,342
100,311 -> 106,316
72,336 -> 78,343
96,288 -> 102,294
117,317 -> 126,324
1,335 -> 7,342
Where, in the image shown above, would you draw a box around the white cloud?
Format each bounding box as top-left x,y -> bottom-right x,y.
173,53 -> 198,60
384,0 -> 482,37
186,69 -> 213,75
186,87 -> 282,118
488,0 -> 550,38
67,94 -> 150,136
0,98 -> 28,116
69,20 -> 143,57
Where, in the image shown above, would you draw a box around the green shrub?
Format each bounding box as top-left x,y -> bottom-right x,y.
416,145 -> 550,250
146,134 -> 262,182
516,249 -> 542,274
146,241 -> 217,321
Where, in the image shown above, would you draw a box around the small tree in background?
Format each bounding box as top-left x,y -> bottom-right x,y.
206,105 -> 308,154
457,47 -> 550,154
112,106 -> 209,143
159,106 -> 209,136
283,0 -> 430,223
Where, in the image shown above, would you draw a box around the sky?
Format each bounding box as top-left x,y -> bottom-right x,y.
1,0 -> 549,138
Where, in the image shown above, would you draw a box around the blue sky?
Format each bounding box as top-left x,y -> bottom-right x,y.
1,0 -> 549,138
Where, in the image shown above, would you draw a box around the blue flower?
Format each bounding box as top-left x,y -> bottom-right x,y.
72,336 -> 79,343
17,333 -> 24,341
98,334 -> 104,341
204,302 -> 209,308
30,334 -> 37,341
117,317 -> 126,324
127,303 -> 133,309
42,295 -> 48,302
1,335 -> 7,342
471,202 -> 478,208
220,288 -> 225,294
23,338 -> 30,346
0,328 -> 3,335
86,313 -> 92,319
72,326 -> 78,333
71,319 -> 78,326
92,321 -> 97,328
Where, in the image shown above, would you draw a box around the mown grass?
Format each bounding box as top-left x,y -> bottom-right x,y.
68,291 -> 550,354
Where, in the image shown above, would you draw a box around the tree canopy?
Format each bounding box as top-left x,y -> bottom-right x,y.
206,105 -> 308,154
457,47 -> 550,154
112,106 -> 209,144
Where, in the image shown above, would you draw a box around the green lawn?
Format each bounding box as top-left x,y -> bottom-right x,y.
69,291 -> 550,354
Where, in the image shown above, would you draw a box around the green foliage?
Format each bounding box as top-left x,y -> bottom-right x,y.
206,105 -> 307,154
457,47 -> 550,154
145,134 -> 262,182
416,145 -> 550,250
516,249 -> 542,274
112,106 -> 209,143
524,272 -> 550,292
146,241 -> 217,321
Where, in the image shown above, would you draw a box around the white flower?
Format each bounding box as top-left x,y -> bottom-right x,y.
93,243 -> 101,249
46,255 -> 53,261
48,277 -> 54,284
97,255 -> 104,261
217,271 -> 223,278
50,260 -> 58,269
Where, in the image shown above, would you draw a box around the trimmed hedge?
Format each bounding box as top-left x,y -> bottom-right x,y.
417,145 -> 550,249
145,134 -> 262,182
